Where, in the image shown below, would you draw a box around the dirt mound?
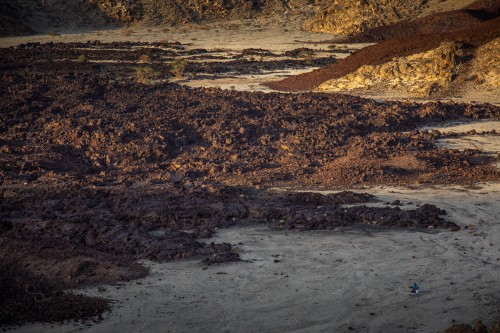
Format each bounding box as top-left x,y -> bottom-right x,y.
343,0 -> 500,43
304,0 -> 427,36
274,203 -> 458,231
316,41 -> 474,97
316,37 -> 499,98
266,15 -> 500,92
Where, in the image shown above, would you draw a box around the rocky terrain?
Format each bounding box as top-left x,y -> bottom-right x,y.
316,38 -> 500,98
304,0 -> 428,35
303,0 -> 489,37
1,41 -> 499,326
473,37 -> 500,91
268,0 -> 500,102
1,0 -> 500,331
1,43 -> 499,189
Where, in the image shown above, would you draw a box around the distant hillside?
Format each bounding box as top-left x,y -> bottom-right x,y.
0,0 -> 481,37
138,0 -> 315,25
0,0 -> 318,36
304,0 -> 427,35
303,0 -> 480,36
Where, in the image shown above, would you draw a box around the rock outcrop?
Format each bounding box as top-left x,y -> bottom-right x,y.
304,0 -> 427,36
472,37 -> 500,91
316,41 -> 466,97
88,0 -> 142,23
316,39 -> 500,98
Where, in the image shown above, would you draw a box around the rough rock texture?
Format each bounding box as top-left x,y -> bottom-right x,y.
343,0 -> 500,43
316,38 -> 500,98
316,41 -> 467,97
139,0 -> 311,26
267,14 -> 500,92
1,43 -> 499,189
1,0 -> 492,37
4,43 -> 495,326
0,0 -> 112,36
89,0 -> 142,23
0,0 -> 317,36
472,37 -> 500,91
0,265 -> 110,326
304,0 -> 428,36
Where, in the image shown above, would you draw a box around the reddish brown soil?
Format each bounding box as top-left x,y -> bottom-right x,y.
266,4 -> 500,91
342,0 -> 500,43
0,43 -> 499,326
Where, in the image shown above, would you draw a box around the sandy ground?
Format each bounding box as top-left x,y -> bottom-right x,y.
182,68 -> 318,92
349,92 -> 500,108
10,182 -> 500,333
313,87 -> 500,107
0,24 -> 342,52
420,121 -> 500,134
421,120 -> 500,168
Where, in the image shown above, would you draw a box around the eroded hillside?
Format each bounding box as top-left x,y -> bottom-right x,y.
304,0 -> 428,35
316,39 -> 500,98
0,0 -> 318,36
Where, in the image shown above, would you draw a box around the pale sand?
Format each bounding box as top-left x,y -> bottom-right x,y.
0,25 -> 346,52
183,68 -> 319,92
421,121 -> 500,169
11,182 -> 500,333
420,121 -> 500,134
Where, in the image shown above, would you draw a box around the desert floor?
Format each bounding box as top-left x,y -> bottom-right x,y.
1,25 -> 499,332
